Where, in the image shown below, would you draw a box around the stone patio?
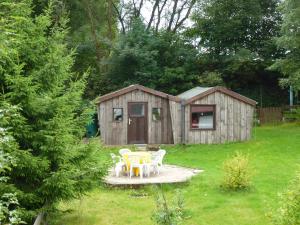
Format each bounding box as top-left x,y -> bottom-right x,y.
104,164 -> 204,186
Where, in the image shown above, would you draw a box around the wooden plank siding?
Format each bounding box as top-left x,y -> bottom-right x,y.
97,86 -> 255,145
185,91 -> 254,144
98,89 -> 175,145
168,100 -> 181,144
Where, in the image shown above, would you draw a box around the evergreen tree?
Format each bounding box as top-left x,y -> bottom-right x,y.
0,103 -> 24,224
0,0 -> 105,222
104,19 -> 199,95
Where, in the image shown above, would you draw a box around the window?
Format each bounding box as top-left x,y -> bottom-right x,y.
152,108 -> 161,121
190,105 -> 215,130
130,104 -> 144,116
113,108 -> 123,121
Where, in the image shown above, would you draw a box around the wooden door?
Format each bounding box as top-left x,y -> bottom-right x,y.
127,102 -> 148,144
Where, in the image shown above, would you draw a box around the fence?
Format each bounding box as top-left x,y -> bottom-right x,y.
257,106 -> 299,124
257,107 -> 283,124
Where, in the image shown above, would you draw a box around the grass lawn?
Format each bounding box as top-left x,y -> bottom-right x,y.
51,123 -> 300,225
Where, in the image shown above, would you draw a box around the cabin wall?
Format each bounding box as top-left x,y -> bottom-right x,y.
98,90 -> 174,145
169,100 -> 182,144
185,91 -> 254,144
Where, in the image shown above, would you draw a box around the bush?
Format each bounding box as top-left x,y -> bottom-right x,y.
272,171 -> 300,225
221,152 -> 252,190
152,186 -> 189,225
283,107 -> 300,122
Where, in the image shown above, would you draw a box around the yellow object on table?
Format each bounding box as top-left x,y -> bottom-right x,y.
123,152 -> 151,176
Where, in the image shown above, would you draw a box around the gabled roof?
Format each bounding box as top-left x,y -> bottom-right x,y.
95,84 -> 181,104
178,87 -> 213,100
178,86 -> 257,106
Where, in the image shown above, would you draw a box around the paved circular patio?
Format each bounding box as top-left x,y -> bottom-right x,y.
104,164 -> 203,186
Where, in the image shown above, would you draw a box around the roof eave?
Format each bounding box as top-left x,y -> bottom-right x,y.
183,86 -> 257,106
95,84 -> 181,104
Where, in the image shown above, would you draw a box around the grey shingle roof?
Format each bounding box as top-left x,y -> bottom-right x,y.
177,87 -> 213,100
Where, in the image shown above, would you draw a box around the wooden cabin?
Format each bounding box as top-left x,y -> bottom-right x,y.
95,85 -> 257,145
177,86 -> 257,144
95,85 -> 180,145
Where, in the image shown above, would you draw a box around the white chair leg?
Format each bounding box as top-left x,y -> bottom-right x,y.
154,165 -> 159,175
143,165 -> 148,177
130,166 -> 132,179
140,167 -> 143,179
117,166 -> 122,177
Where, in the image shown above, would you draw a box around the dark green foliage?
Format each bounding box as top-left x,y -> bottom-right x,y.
104,19 -> 199,95
190,0 -> 280,56
32,0 -> 118,100
65,0 -> 118,99
29,0 -> 290,108
0,0 -> 106,222
0,103 -> 24,224
188,0 -> 287,106
270,0 -> 300,90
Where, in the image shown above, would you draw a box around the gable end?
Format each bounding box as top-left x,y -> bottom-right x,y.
184,86 -> 257,106
95,84 -> 180,104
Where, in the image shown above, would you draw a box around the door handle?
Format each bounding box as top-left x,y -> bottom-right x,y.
128,118 -> 132,125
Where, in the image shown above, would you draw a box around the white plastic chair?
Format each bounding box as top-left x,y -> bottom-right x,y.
110,153 -> 125,177
157,149 -> 166,166
129,156 -> 144,179
143,160 -> 152,177
150,154 -> 161,175
150,150 -> 166,175
119,148 -> 131,156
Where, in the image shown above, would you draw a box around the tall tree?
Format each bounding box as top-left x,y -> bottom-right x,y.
190,0 -> 280,55
104,19 -> 199,95
113,0 -> 196,34
0,0 -> 104,222
32,0 -> 118,99
0,103 -> 24,225
63,0 -> 118,99
187,0 -> 287,106
270,0 -> 300,90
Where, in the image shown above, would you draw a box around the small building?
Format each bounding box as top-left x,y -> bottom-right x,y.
96,84 -> 256,145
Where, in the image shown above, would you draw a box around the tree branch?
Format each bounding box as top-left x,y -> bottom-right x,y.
174,0 -> 189,29
147,0 -> 160,30
173,0 -> 196,32
155,0 -> 168,32
137,0 -> 144,17
132,0 -> 138,16
112,2 -> 126,34
167,0 -> 179,31
107,0 -> 114,40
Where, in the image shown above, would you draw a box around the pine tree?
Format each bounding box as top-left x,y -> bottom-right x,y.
0,0 -> 105,222
0,103 -> 24,224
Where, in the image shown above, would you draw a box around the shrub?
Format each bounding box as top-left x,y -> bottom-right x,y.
221,152 -> 252,190
283,107 -> 300,122
152,186 -> 188,225
272,171 -> 300,225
